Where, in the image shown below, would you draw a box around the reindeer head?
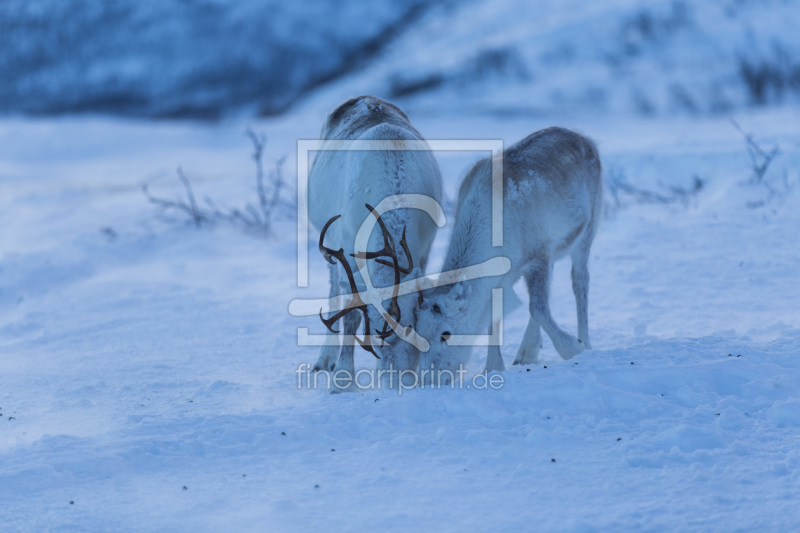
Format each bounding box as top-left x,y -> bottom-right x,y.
414,280 -> 474,385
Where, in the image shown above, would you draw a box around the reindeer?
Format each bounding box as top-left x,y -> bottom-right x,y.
414,127 -> 602,383
309,96 -> 443,388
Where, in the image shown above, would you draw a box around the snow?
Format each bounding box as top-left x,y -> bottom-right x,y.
0,0 -> 428,117
4,1 -> 800,119
1,106 -> 799,531
296,0 -> 800,118
2,0 -> 800,530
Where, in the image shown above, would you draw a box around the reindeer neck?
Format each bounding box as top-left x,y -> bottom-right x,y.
440,189 -> 503,329
442,188 -> 496,274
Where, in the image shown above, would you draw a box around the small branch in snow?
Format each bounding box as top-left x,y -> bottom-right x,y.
143,131 -> 291,236
604,167 -> 704,216
142,167 -> 208,228
731,119 -> 780,185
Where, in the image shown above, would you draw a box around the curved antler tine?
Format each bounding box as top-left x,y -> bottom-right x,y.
375,316 -> 394,338
357,305 -> 381,358
319,308 -> 343,334
355,334 -> 380,359
399,226 -> 413,272
351,250 -> 386,260
376,323 -> 396,343
376,330 -> 391,341
388,298 -> 401,323
319,214 -> 342,265
374,297 -> 402,342
386,226 -> 413,274
364,203 -> 396,253
352,204 -> 397,263
391,304 -> 401,334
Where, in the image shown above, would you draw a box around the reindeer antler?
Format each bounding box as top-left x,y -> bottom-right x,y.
352,204 -> 413,275
353,203 -> 411,341
318,205 -> 413,357
318,213 -> 379,358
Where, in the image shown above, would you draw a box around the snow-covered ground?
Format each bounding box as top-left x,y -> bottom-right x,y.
291,0 -> 800,118
0,0 -> 429,117
2,2 -> 800,529
1,104 -> 799,530
4,0 -> 800,118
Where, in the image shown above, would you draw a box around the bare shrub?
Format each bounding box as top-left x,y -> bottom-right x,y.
730,119 -> 796,208
143,129 -> 288,235
730,119 -> 780,185
604,166 -> 704,217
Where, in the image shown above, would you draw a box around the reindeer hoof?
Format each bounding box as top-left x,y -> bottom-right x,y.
554,336 -> 584,360
312,361 -> 336,372
513,345 -> 540,366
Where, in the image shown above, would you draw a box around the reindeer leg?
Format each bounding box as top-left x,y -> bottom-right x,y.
571,229 -> 593,350
331,308 -> 361,393
313,263 -> 342,372
514,270 -> 544,365
484,320 -> 506,373
513,318 -> 541,365
526,256 -> 584,360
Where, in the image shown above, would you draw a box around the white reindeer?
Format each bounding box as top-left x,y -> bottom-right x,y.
415,127 -> 602,381
309,95 -> 443,387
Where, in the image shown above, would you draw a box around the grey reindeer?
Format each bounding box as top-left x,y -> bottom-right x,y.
309,96 -> 443,389
414,127 -> 602,383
